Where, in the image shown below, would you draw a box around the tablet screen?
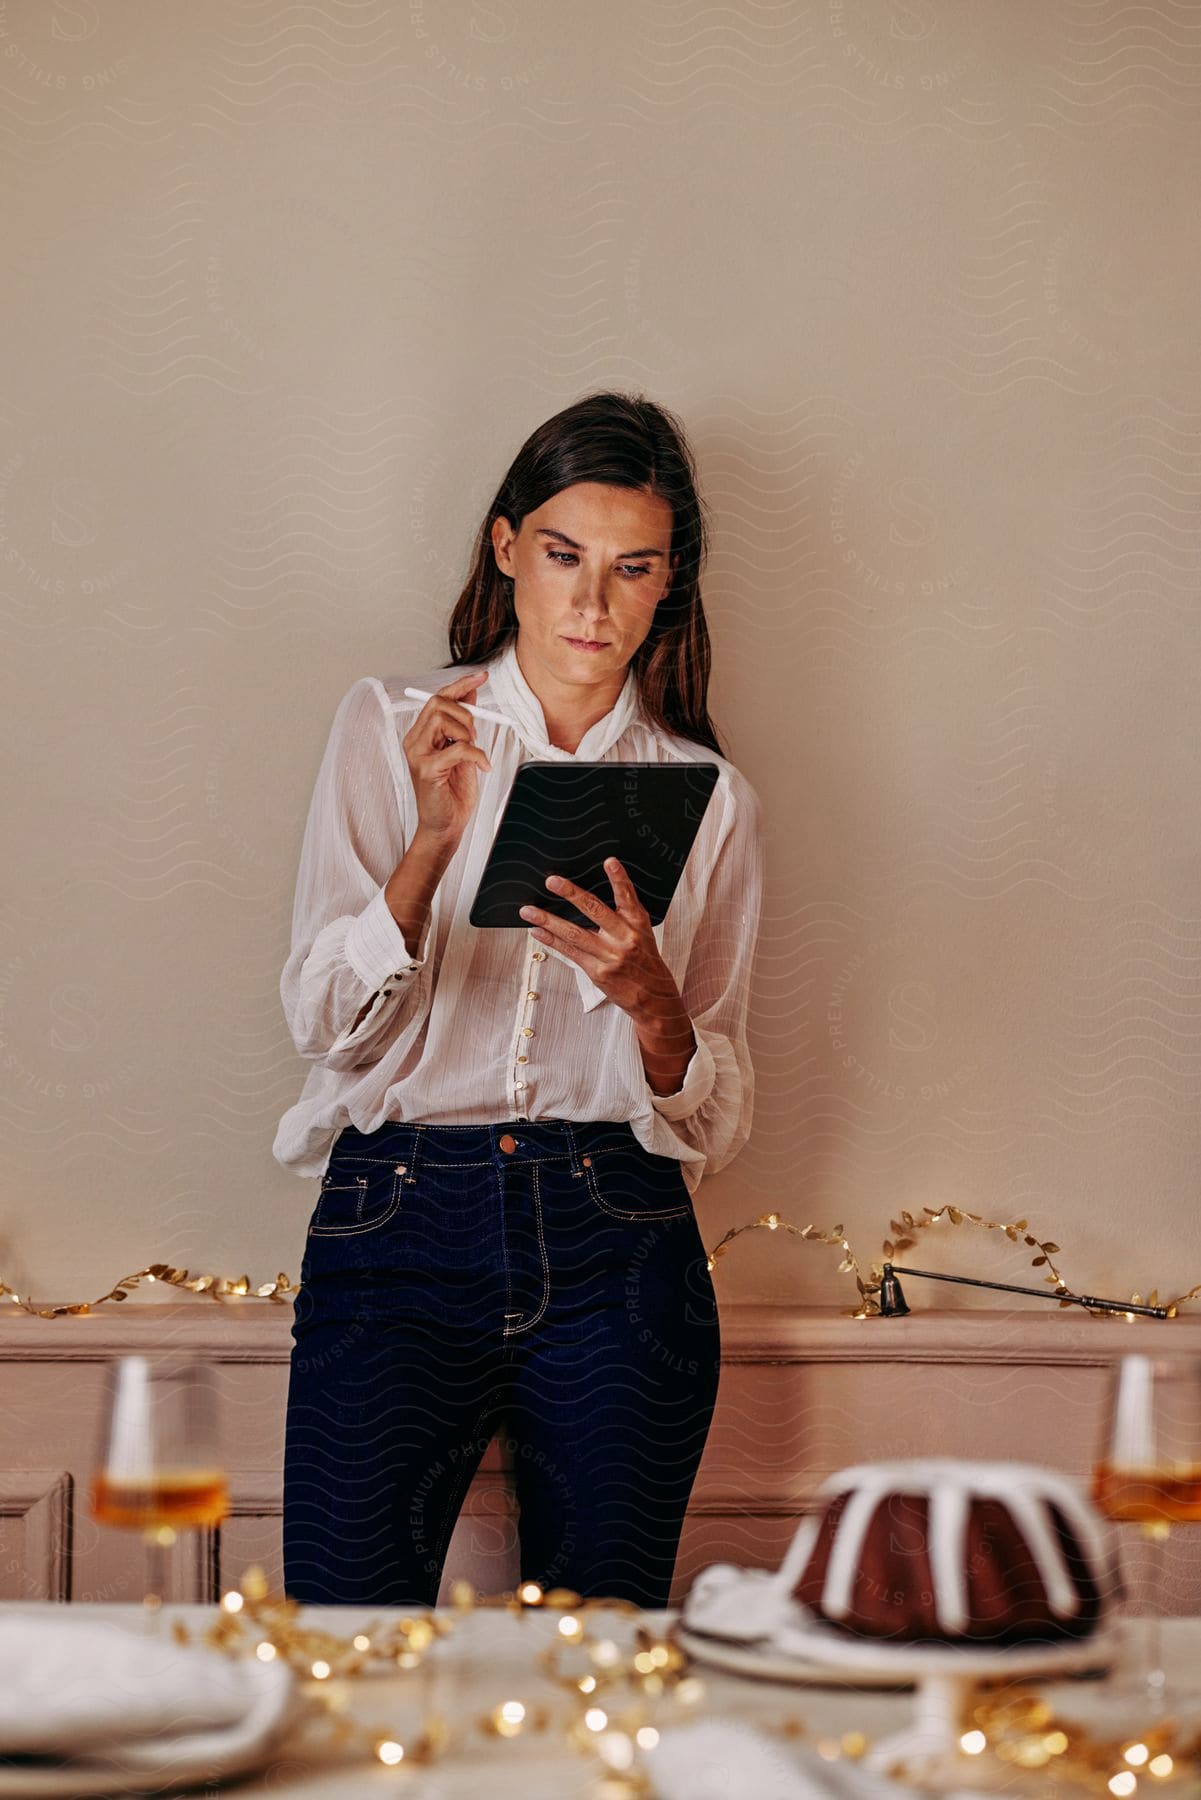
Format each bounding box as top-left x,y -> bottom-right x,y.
469,761 -> 719,929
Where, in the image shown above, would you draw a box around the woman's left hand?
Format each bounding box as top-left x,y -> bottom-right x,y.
519,857 -> 681,1026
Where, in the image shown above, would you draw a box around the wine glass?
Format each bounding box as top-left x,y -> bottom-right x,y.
89,1356 -> 229,1632
1091,1352 -> 1201,1720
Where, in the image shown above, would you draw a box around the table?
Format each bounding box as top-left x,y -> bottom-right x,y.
8,1604 -> 1201,1798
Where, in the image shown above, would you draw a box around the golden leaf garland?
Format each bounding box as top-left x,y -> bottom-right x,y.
704,1204 -> 1196,1319
1,1204 -> 1198,1319
0,1262 -> 299,1319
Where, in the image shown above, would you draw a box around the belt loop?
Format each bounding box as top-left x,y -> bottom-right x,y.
399,1122 -> 423,1185
565,1119 -> 585,1179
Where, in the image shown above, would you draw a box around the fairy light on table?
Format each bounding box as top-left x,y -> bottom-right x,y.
160,1563 -> 1201,1795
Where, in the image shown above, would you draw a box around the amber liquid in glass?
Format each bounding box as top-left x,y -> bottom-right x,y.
1092,1462 -> 1201,1524
90,1468 -> 229,1530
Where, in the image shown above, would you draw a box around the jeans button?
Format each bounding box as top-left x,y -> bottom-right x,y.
499,1133 -> 517,1154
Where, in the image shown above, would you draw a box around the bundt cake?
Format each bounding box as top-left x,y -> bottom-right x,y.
776,1458 -> 1115,1648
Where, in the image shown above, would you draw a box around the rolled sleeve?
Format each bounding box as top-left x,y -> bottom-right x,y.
642,766 -> 764,1174
648,1027 -> 717,1121
343,886 -> 424,993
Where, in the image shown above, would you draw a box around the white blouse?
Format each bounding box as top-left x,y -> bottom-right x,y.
272,640 -> 765,1194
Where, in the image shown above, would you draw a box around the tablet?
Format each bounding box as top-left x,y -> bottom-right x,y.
469,761 -> 720,929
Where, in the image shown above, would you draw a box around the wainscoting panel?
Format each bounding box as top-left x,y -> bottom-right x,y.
2,1304 -> 1198,1613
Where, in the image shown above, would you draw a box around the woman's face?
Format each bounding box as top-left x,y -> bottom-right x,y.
491,482 -> 677,694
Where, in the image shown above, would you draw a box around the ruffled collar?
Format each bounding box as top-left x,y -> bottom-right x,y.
484,637 -> 640,760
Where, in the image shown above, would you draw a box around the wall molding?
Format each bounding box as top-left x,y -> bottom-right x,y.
4,1301 -> 1197,1607
3,1299 -> 1197,1362
0,1470 -> 73,1603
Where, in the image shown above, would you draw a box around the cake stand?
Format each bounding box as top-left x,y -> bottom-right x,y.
677,1615 -> 1119,1789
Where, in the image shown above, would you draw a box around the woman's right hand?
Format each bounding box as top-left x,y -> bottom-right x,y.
401,670 -> 492,846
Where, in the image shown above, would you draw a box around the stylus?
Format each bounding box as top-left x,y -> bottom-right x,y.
402,687 -> 516,730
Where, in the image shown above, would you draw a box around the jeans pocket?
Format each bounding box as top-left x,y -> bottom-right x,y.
309,1161 -> 404,1236
581,1146 -> 692,1221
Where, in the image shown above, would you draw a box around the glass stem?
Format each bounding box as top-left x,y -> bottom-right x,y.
142,1524 -> 176,1633
1142,1522 -> 1169,1715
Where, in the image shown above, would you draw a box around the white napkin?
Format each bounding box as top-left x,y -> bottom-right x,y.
0,1613 -> 298,1778
642,1717 -> 934,1800
682,1562 -> 806,1646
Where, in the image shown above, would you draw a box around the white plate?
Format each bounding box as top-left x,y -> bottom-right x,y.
0,1764 -> 190,1798
0,1755 -> 263,1799
680,1615 -> 1118,1686
0,1735 -> 288,1798
675,1626 -> 918,1688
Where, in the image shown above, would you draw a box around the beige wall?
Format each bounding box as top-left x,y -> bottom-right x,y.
2,1 -> 1199,1320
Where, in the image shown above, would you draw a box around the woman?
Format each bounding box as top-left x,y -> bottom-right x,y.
275,389 -> 764,1608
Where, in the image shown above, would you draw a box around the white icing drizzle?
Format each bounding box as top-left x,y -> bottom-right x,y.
771,1512 -> 821,1595
789,1459 -> 1112,1633
928,1479 -> 970,1632
1006,1488 -> 1081,1617
816,1482 -> 885,1620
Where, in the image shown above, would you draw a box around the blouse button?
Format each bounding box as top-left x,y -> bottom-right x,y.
532,951 -> 547,962
522,1027 -> 535,1039
514,1080 -> 527,1090
526,991 -> 539,1002
516,1055 -> 528,1065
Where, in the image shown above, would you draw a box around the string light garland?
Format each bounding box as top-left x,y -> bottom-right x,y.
164,1563 -> 1199,1794
168,1566 -> 713,1788
964,1688 -> 1201,1796
2,1202 -> 1200,1320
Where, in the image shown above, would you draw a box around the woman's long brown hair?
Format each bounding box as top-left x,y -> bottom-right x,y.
445,389 -> 722,755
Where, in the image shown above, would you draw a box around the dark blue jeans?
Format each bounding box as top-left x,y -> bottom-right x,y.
282,1118 -> 721,1608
